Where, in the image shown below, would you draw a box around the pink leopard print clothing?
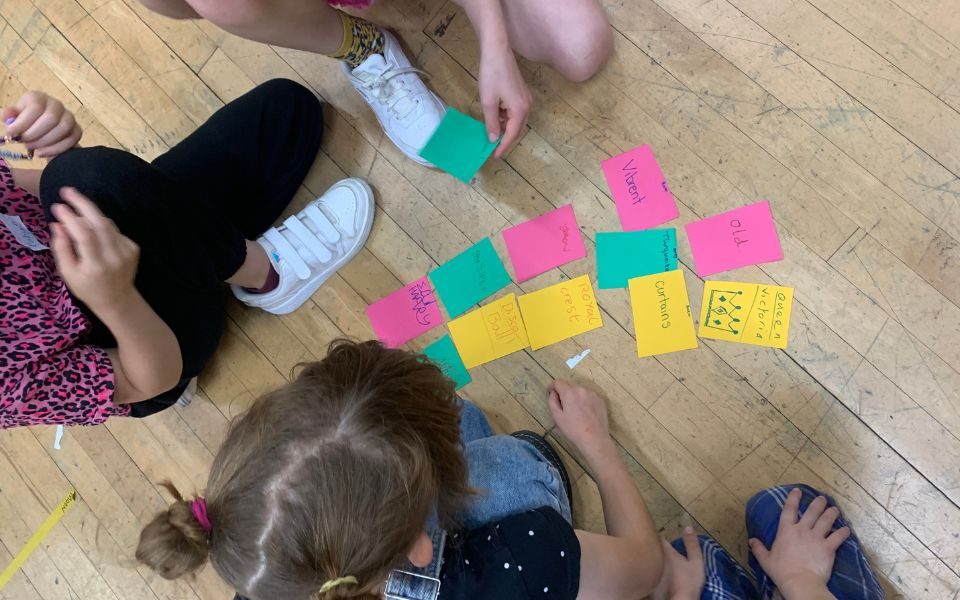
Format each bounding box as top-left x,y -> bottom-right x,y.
0,159 -> 127,428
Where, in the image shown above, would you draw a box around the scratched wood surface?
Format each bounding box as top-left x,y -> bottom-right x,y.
0,0 -> 958,597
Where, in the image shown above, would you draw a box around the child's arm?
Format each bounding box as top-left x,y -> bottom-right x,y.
548,380 -> 664,599
50,188 -> 182,405
3,91 -> 83,197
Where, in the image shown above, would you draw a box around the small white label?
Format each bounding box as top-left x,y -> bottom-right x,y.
0,213 -> 48,251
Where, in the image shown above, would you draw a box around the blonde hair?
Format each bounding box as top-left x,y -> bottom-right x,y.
136,340 -> 471,599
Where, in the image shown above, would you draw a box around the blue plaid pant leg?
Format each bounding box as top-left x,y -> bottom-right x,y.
745,484 -> 884,600
670,535 -> 759,600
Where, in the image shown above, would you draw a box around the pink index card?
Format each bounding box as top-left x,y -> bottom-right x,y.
502,204 -> 587,282
601,145 -> 679,231
366,277 -> 444,347
685,201 -> 784,276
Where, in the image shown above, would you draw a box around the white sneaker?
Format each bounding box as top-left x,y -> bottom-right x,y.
343,31 -> 446,166
232,178 -> 375,315
176,378 -> 198,408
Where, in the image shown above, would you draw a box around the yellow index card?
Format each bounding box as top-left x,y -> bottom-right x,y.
698,281 -> 793,349
448,293 -> 529,368
518,275 -> 603,350
628,269 -> 698,357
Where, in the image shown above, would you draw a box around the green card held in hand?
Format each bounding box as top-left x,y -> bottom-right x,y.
419,108 -> 500,183
429,238 -> 511,318
423,335 -> 472,390
596,229 -> 678,289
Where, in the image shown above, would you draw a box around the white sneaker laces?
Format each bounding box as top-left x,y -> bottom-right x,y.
355,65 -> 427,118
265,204 -> 343,280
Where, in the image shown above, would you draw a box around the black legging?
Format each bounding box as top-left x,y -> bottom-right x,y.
38,79 -> 324,417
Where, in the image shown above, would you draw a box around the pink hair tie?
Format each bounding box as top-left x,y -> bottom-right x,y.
191,497 -> 213,535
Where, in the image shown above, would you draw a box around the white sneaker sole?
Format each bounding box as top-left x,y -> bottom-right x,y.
241,178 -> 376,316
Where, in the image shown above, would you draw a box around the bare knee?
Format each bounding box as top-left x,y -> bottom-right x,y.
138,0 -> 200,20
186,0 -> 267,30
553,16 -> 613,82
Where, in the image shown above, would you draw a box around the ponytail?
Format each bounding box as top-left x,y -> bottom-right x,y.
136,482 -> 211,579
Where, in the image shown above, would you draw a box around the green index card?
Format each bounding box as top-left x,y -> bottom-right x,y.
596,229 -> 677,289
419,108 -> 500,183
423,334 -> 472,390
429,238 -> 511,318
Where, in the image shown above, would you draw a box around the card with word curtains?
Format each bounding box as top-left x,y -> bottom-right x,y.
698,281 -> 793,349
628,269 -> 698,357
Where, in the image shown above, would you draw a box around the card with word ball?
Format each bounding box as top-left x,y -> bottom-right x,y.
518,275 -> 603,350
685,201 -> 783,277
698,281 -> 793,349
448,293 -> 529,369
628,269 -> 698,357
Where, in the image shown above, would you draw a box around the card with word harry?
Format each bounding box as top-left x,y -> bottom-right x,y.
366,277 -> 444,347
448,293 -> 529,368
685,201 -> 783,277
698,281 -> 793,349
628,269 -> 697,357
429,238 -> 512,318
502,204 -> 587,282
517,275 -> 603,350
601,144 -> 679,231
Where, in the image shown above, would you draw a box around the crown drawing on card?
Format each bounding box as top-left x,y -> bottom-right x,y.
705,289 -> 743,334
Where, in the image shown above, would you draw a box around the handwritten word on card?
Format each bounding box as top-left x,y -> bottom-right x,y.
518,275 -> 603,350
503,204 -> 587,282
596,229 -> 677,289
429,238 -> 512,318
448,294 -> 529,368
628,270 -> 697,357
366,277 -> 444,347
601,145 -> 679,231
423,335 -> 472,390
684,201 -> 783,276
698,281 -> 793,349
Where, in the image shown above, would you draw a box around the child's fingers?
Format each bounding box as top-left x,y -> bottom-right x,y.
29,113 -> 76,155
547,388 -> 562,414
20,98 -> 63,144
4,101 -> 42,138
813,505 -> 840,537
799,495 -> 828,529
51,201 -> 100,260
681,527 -> 703,563
825,526 -> 851,551
49,222 -> 78,272
779,488 -> 802,527
60,187 -> 109,227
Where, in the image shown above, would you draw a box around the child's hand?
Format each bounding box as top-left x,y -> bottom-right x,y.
2,91 -> 82,158
749,488 -> 849,598
548,379 -> 611,455
50,187 -> 140,317
653,528 -> 705,600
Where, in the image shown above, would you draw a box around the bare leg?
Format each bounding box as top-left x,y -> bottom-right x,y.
226,240 -> 273,288
499,0 -> 613,82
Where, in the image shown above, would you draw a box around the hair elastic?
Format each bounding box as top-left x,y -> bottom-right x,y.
191,497 -> 213,535
0,148 -> 30,161
318,576 -> 358,594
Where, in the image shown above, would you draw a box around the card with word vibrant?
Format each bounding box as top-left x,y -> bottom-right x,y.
429,238 -> 512,318
698,281 -> 793,349
517,275 -> 603,350
628,269 -> 698,357
419,108 -> 500,183
502,204 -> 587,282
601,144 -> 679,231
596,229 -> 677,289
366,277 -> 443,347
685,201 -> 783,276
448,293 -> 529,368
423,335 -> 472,389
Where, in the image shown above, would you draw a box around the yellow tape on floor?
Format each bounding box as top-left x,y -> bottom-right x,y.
0,489 -> 77,590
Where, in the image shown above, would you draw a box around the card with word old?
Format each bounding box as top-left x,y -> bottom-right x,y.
628,269 -> 697,357
448,293 -> 529,369
517,275 -> 603,350
698,281 -> 793,349
429,238 -> 512,318
601,144 -> 679,231
685,201 -> 783,277
366,277 -> 443,348
596,229 -> 677,289
423,335 -> 472,390
419,108 -> 500,183
502,204 -> 587,282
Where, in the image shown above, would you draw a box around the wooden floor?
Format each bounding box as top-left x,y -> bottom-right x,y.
2,0 -> 960,597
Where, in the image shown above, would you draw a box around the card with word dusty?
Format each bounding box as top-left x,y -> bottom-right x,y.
503,204 -> 587,282
517,275 -> 603,350
601,145 -> 679,231
366,277 -> 443,347
423,335 -> 472,389
596,229 -> 677,289
419,108 -> 500,183
685,201 -> 783,276
628,269 -> 697,357
698,281 -> 793,349
429,238 -> 512,318
448,293 -> 529,368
